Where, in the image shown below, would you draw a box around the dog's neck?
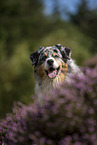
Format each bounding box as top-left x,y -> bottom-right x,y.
34,59 -> 82,99
34,76 -> 62,98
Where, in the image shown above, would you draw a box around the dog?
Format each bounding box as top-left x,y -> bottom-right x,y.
30,44 -> 81,99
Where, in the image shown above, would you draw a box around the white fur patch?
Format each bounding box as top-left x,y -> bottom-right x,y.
44,57 -> 59,71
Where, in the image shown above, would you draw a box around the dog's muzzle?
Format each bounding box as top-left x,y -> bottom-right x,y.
44,58 -> 60,79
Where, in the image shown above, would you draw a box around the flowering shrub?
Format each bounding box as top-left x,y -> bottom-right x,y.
0,66 -> 97,145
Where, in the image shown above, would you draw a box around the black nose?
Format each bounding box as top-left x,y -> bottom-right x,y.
47,59 -> 54,65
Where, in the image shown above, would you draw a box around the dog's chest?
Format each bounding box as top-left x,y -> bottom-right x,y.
35,77 -> 62,97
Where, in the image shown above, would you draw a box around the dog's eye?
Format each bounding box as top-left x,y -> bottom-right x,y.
54,55 -> 59,58
42,55 -> 47,61
53,49 -> 58,53
41,53 -> 47,61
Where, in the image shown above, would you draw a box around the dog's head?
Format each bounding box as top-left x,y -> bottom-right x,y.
30,44 -> 71,80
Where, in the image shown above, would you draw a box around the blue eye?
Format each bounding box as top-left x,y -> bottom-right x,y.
42,55 -> 47,61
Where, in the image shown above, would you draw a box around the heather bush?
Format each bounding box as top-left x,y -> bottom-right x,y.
0,66 -> 97,145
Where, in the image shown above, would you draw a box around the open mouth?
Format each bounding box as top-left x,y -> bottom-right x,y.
45,66 -> 60,79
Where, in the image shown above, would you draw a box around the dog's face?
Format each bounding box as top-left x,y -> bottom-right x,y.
30,44 -> 71,81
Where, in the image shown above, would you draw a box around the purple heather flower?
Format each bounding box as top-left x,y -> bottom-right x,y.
0,66 -> 97,145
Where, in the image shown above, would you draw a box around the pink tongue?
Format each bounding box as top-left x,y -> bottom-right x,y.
48,70 -> 57,78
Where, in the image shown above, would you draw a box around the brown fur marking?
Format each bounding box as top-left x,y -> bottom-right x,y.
36,63 -> 47,81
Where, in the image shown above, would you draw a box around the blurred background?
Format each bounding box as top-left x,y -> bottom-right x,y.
0,0 -> 97,118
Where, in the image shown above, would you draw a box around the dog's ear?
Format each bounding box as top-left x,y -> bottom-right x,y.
55,44 -> 71,61
65,47 -> 71,58
30,51 -> 39,66
55,44 -> 62,49
61,47 -> 71,62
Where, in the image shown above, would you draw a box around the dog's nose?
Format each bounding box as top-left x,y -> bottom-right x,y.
47,59 -> 54,65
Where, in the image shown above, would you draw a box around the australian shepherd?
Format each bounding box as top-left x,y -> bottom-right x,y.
30,44 -> 81,98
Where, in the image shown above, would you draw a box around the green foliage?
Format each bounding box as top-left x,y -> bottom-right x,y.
0,0 -> 46,118
39,23 -> 93,65
69,0 -> 97,53
0,0 -> 46,55
0,42 -> 34,118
